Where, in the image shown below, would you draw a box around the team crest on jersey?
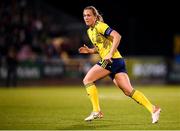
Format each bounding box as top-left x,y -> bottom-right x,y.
96,34 -> 104,43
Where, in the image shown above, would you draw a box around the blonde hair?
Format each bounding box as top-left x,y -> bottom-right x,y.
84,6 -> 104,22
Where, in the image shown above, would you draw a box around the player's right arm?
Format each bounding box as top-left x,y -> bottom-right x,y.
78,44 -> 97,54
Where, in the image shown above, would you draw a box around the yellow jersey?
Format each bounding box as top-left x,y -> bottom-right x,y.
87,21 -> 122,59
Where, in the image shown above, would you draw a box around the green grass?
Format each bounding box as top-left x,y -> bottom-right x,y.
0,85 -> 180,130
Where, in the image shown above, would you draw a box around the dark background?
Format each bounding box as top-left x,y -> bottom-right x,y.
43,0 -> 180,57
1,0 -> 180,85
1,0 -> 180,57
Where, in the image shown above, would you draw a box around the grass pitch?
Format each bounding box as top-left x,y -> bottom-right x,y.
0,85 -> 180,130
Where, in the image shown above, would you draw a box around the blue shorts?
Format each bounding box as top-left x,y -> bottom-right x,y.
97,58 -> 127,80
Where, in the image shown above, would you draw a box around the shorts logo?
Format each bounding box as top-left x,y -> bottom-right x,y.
101,60 -> 108,68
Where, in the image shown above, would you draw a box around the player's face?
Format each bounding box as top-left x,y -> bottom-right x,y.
83,9 -> 96,27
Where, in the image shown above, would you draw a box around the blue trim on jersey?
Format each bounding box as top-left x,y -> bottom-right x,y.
104,27 -> 113,36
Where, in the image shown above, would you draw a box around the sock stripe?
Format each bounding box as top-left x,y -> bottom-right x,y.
130,89 -> 136,97
85,83 -> 95,88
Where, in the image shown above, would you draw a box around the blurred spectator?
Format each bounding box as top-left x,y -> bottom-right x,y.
50,37 -> 70,63
17,44 -> 35,61
46,43 -> 59,60
0,0 -> 84,63
174,35 -> 180,63
5,46 -> 18,87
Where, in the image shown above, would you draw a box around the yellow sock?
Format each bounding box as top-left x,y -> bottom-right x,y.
85,83 -> 100,112
131,90 -> 153,114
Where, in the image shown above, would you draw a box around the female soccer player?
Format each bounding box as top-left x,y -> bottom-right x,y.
78,6 -> 161,123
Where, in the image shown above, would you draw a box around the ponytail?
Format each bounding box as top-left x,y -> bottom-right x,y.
97,14 -> 104,22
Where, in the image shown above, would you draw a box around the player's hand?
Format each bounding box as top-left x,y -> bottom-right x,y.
78,44 -> 90,54
104,53 -> 113,64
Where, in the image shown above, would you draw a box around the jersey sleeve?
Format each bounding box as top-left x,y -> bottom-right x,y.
96,21 -> 113,37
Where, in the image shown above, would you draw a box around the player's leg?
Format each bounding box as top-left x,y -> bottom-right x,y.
83,64 -> 110,121
113,72 -> 161,123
